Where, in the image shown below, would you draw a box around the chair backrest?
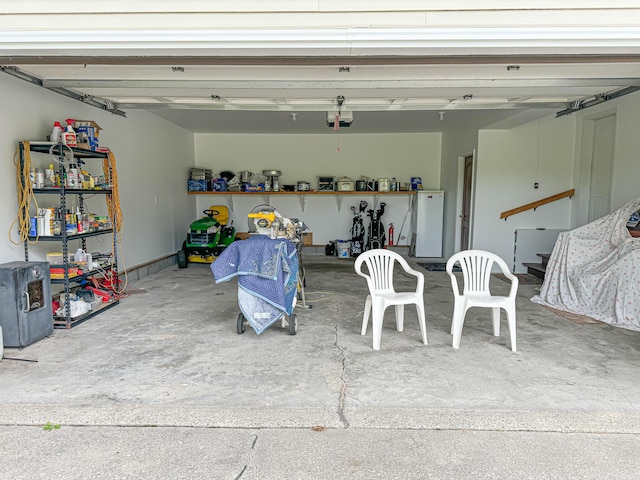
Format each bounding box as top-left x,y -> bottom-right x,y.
355,249 -> 405,293
446,249 -> 511,295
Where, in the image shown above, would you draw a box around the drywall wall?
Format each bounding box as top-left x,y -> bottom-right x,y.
472,114 -> 576,266
0,74 -> 194,268
194,133 -> 441,244
571,92 -> 640,226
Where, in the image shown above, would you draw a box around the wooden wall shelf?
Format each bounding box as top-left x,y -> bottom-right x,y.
188,190 -> 416,211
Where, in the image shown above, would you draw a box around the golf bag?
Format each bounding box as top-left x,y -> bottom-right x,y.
366,202 -> 387,250
350,201 -> 367,257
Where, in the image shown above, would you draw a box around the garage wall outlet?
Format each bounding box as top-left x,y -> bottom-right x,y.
534,182 -> 539,189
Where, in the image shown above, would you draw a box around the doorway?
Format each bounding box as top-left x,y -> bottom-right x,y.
455,152 -> 475,252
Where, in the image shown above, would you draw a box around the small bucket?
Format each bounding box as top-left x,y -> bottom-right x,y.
337,241 -> 350,258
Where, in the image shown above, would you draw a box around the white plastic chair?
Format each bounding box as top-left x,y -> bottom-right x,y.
355,249 -> 427,350
446,250 -> 518,351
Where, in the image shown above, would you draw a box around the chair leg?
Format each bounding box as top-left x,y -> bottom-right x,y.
361,295 -> 372,336
416,300 -> 427,345
492,307 -> 501,336
506,303 -> 517,352
394,304 -> 404,332
371,299 -> 385,350
451,300 -> 467,349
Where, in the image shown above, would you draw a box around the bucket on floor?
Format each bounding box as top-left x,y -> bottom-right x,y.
337,240 -> 350,258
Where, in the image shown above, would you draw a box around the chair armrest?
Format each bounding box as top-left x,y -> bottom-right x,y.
499,267 -> 519,298
397,261 -> 424,293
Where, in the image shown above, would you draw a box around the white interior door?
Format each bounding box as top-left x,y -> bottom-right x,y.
588,114 -> 616,222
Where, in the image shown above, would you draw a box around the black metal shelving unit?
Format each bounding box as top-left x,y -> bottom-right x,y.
19,141 -> 119,329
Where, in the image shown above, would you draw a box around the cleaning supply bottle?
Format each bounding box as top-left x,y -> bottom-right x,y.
51,121 -> 63,143
45,164 -> 55,186
63,119 -> 77,147
67,163 -> 79,188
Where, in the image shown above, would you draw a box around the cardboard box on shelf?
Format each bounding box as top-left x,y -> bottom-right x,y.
74,120 -> 101,151
302,232 -> 313,246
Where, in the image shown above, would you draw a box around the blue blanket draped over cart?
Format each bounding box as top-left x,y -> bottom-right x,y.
211,235 -> 298,334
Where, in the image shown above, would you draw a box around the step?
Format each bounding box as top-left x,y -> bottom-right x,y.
522,262 -> 546,280
537,253 -> 551,266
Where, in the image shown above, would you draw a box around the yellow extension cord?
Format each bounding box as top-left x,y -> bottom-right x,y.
9,141 -> 39,245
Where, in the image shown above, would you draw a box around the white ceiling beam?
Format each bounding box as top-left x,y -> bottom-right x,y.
40,78 -> 640,89
2,27 -> 640,57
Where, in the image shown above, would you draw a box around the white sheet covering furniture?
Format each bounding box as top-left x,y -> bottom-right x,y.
531,197 -> 640,329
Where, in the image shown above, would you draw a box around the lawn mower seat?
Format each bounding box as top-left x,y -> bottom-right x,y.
209,205 -> 229,226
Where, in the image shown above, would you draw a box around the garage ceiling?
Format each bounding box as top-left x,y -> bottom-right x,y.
4,55 -> 640,134
3,5 -> 640,134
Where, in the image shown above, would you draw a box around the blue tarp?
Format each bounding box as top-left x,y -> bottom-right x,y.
211,235 -> 298,334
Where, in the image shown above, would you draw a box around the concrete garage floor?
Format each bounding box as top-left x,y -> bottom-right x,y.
2,254 -> 640,479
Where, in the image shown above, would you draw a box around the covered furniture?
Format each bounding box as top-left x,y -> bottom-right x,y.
446,250 -> 518,351
531,198 -> 640,328
355,249 -> 427,350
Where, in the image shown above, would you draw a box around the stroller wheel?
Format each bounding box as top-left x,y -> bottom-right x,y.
237,313 -> 246,334
288,314 -> 298,335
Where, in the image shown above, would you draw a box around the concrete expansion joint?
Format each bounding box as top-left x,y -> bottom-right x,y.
334,320 -> 350,429
234,433 -> 258,480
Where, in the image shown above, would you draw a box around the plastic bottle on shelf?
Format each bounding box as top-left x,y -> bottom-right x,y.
67,163 -> 79,188
62,119 -> 77,147
74,248 -> 86,264
51,121 -> 64,143
45,164 -> 55,186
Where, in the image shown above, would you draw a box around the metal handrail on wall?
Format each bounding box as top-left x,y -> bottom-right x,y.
500,189 -> 575,220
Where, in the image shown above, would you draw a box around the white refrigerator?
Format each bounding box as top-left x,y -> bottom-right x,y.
410,190 -> 444,258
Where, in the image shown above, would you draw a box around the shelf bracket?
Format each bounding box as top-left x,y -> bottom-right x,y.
263,194 -> 270,205
299,194 -> 307,212
336,195 -> 343,212
227,194 -> 235,211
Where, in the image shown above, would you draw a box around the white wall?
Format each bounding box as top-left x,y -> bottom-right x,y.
0,74 -> 194,268
472,115 -> 576,265
193,133 -> 441,244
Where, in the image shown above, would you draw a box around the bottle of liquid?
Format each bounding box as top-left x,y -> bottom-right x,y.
51,121 -> 63,143
67,163 -> 79,188
63,119 -> 77,147
74,248 -> 86,264
45,164 -> 55,186
35,168 -> 45,189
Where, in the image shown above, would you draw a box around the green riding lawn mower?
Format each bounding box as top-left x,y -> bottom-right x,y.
177,205 -> 236,268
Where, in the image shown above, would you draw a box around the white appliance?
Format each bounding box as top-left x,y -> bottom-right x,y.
410,190 -> 444,257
